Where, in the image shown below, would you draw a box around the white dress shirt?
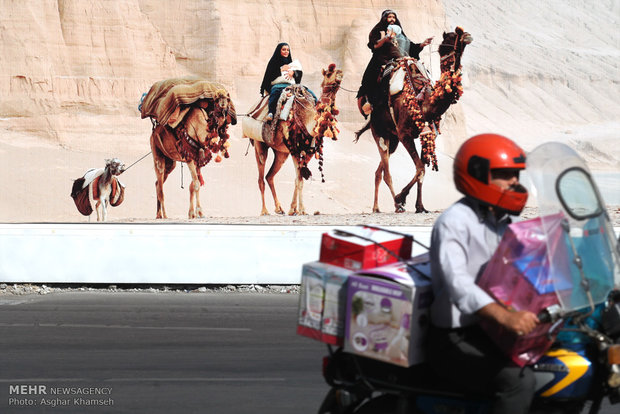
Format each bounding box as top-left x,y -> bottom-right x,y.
430,198 -> 513,328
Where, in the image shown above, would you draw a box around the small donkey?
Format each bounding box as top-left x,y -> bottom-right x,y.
71,158 -> 125,221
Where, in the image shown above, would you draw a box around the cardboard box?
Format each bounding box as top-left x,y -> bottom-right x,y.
344,255 -> 433,367
322,270 -> 349,345
319,227 -> 412,270
297,262 -> 326,341
297,261 -> 353,345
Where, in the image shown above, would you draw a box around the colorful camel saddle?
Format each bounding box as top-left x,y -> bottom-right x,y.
242,85 -> 314,146
386,58 -> 432,97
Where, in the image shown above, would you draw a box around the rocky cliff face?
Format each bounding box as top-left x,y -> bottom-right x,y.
1,1 -> 178,117
0,0 -> 618,165
0,0 -> 444,118
0,1 -> 618,222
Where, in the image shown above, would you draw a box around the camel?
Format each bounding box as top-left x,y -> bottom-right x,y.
355,27 -> 473,213
70,158 -> 125,222
140,78 -> 236,219
242,64 -> 343,215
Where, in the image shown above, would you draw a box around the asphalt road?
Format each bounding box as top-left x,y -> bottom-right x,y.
0,292 -> 328,414
0,292 -> 617,414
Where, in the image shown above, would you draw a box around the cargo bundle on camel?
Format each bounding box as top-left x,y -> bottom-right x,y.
140,77 -> 237,219
241,64 -> 343,216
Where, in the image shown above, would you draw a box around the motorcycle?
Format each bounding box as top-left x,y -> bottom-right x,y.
317,142 -> 620,414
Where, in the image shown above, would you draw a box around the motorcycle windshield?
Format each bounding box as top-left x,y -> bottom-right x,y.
526,142 -> 620,311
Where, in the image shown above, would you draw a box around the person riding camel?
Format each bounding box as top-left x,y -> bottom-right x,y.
357,9 -> 433,116
260,43 -> 315,122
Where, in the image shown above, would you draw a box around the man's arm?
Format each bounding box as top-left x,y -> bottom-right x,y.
477,302 -> 539,335
409,37 -> 433,59
373,30 -> 395,50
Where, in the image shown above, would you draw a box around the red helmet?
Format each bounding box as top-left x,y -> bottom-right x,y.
453,133 -> 528,214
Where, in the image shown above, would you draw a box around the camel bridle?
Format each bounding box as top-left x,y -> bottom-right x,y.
320,77 -> 342,105
439,32 -> 462,72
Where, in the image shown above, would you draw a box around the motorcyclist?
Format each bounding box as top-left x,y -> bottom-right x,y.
427,133 -> 539,414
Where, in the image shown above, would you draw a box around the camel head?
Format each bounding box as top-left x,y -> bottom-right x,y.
438,27 -> 473,72
320,64 -> 343,105
198,90 -> 236,127
105,158 -> 125,175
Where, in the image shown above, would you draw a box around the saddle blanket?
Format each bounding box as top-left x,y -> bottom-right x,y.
388,59 -> 432,95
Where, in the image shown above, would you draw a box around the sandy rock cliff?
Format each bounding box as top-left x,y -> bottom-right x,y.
0,0 -> 618,221
2,0 -> 617,156
1,1 -> 445,115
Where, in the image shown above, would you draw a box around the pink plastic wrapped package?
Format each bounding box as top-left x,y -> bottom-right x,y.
477,213 -> 570,366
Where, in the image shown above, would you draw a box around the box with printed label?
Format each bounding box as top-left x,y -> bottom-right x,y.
321,269 -> 350,345
319,227 -> 412,271
297,261 -> 354,344
344,255 -> 433,367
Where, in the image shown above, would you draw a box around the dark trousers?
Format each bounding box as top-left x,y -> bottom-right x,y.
268,84 -> 289,115
427,325 -> 536,414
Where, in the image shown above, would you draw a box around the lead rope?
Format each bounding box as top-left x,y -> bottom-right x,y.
121,151 -> 151,173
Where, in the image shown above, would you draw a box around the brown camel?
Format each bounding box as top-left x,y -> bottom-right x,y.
141,78 -> 236,219
355,27 -> 473,213
243,64 -> 343,215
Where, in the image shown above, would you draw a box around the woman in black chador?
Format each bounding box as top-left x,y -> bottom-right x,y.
260,42 -> 302,121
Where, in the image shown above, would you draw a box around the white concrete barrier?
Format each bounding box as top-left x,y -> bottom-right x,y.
0,224 -> 432,285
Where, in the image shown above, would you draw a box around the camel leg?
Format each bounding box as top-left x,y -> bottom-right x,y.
95,201 -> 102,221
186,162 -> 203,219
373,162 -> 384,213
99,184 -> 111,222
288,157 -> 302,216
102,199 -> 108,222
154,153 -> 176,219
152,144 -> 169,219
288,156 -> 309,216
253,141 -> 271,215
394,137 -> 428,213
296,155 -> 313,216
266,150 -> 289,215
373,135 -> 399,213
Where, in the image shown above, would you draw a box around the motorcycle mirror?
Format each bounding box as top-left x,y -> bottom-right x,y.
556,167 -> 604,220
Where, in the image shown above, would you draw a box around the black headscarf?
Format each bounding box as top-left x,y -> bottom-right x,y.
367,9 -> 406,49
260,42 -> 293,95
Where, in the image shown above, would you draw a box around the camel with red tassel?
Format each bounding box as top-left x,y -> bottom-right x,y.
242,64 -> 343,215
355,27 -> 472,213
140,78 -> 236,219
